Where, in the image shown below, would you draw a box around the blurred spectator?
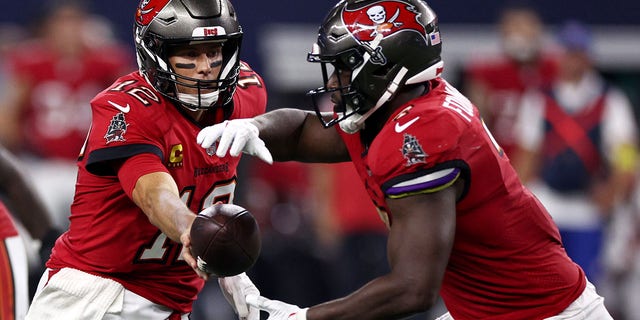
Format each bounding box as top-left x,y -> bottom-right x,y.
512,20 -> 639,287
0,0 -> 134,230
462,3 -> 559,157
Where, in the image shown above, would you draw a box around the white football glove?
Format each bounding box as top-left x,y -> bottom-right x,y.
246,294 -> 308,320
218,272 -> 261,320
197,119 -> 273,164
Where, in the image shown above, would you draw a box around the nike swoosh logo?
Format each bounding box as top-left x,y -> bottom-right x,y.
108,100 -> 130,113
395,117 -> 419,133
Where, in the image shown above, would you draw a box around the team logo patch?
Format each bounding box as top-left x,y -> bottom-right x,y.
104,112 -> 128,144
342,1 -> 425,43
136,0 -> 171,26
401,133 -> 427,166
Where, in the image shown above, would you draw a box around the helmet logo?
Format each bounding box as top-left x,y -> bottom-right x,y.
136,0 -> 170,26
342,1 -> 425,42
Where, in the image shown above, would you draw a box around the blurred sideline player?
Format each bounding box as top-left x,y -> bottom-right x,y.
26,0 -> 264,319
198,0 -> 613,318
0,144 -> 57,320
0,0 -> 133,230
462,3 -> 558,157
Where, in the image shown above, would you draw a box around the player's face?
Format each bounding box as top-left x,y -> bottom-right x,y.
168,43 -> 223,94
326,67 -> 352,105
499,9 -> 542,62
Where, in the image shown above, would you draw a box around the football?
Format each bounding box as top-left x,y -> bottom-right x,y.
190,203 -> 261,277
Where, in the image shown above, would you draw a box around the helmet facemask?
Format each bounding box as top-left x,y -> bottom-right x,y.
307,46 -> 367,131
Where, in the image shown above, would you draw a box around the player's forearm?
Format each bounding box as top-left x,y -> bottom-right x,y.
146,189 -> 195,243
253,108 -> 309,161
253,108 -> 349,163
307,273 -> 436,320
133,173 -> 195,243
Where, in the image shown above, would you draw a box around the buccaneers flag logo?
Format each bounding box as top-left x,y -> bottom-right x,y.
342,1 -> 425,43
136,0 -> 171,26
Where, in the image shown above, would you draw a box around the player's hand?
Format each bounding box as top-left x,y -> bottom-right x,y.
246,295 -> 308,320
219,273 -> 261,320
180,232 -> 210,281
197,119 -> 273,164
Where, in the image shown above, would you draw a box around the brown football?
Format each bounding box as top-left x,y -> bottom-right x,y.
190,203 -> 261,277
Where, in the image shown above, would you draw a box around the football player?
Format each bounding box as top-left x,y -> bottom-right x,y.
197,0 -> 613,319
26,0 -> 263,319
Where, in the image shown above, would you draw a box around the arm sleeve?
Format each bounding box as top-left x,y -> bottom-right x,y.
117,152 -> 170,198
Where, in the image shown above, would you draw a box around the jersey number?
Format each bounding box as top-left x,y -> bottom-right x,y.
133,180 -> 237,265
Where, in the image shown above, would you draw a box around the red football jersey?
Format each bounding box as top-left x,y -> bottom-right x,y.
47,64 -> 267,313
5,41 -> 133,159
338,78 -> 585,319
464,54 -> 558,156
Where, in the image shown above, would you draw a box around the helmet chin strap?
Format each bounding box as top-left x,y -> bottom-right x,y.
339,67 -> 408,134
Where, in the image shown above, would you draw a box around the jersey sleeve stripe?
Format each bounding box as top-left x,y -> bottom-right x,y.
384,168 -> 460,198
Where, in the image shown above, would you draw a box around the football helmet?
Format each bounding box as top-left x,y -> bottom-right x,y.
307,0 -> 443,133
134,0 -> 242,112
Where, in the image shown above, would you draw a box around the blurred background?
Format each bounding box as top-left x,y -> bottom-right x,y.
1,0 -> 640,319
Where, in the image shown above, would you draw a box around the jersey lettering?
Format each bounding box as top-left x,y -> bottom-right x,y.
237,61 -> 262,88
442,83 -> 474,122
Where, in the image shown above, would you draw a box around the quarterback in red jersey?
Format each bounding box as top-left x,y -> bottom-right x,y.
27,0 -> 264,319
197,0 -> 612,319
